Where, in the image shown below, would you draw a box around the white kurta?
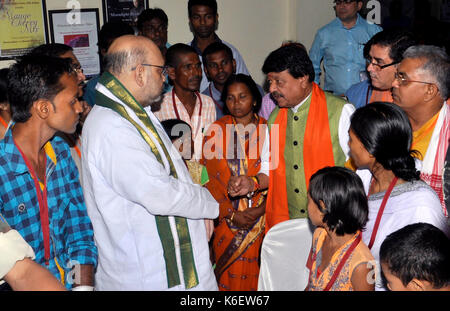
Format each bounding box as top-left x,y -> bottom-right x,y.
357,168 -> 449,291
81,84 -> 219,291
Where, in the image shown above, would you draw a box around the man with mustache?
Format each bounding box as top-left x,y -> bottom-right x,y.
80,36 -> 219,290
155,43 -> 216,161
309,0 -> 381,95
228,44 -> 355,232
345,29 -> 416,108
391,45 -> 450,215
187,0 -> 250,92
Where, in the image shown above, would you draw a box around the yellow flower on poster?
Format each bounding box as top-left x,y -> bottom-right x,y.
0,0 -> 48,58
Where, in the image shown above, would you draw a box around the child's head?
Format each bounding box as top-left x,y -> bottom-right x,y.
307,166 -> 368,235
380,223 -> 450,291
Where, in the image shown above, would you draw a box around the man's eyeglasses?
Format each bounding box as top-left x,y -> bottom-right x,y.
72,65 -> 84,74
366,58 -> 399,70
132,64 -> 168,76
394,72 -> 435,87
334,0 -> 357,5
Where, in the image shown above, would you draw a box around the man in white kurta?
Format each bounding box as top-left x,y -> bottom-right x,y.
81,36 -> 219,291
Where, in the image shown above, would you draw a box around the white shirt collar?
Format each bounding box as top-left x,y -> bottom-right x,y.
290,91 -> 312,114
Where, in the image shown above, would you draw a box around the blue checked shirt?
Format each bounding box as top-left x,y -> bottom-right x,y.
0,128 -> 97,289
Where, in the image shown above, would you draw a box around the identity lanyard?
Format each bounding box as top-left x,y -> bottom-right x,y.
308,232 -> 362,291
172,89 -> 203,121
13,139 -> 51,265
172,89 -> 203,138
209,84 -> 223,115
367,176 -> 398,250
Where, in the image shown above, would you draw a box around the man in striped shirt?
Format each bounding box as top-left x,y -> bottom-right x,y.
154,43 -> 216,161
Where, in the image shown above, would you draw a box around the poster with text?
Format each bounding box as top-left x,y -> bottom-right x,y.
103,0 -> 149,32
0,0 -> 48,59
49,9 -> 101,78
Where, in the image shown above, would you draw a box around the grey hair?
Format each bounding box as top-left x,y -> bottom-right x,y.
403,45 -> 450,100
104,47 -> 146,75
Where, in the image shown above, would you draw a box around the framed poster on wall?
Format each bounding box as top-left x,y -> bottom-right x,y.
0,0 -> 49,59
102,0 -> 149,31
49,8 -> 101,78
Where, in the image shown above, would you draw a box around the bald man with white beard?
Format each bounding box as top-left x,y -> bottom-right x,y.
81,35 -> 219,291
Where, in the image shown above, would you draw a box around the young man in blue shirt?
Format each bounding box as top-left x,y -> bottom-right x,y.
0,54 -> 97,290
309,0 -> 382,95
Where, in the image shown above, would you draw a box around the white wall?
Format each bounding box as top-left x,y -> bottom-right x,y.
0,0 -> 335,86
151,0 -> 292,86
295,0 -> 336,50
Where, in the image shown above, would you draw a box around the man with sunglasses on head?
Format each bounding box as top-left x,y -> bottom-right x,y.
309,0 -> 381,96
81,35 -> 219,290
392,45 -> 450,216
345,29 -> 416,108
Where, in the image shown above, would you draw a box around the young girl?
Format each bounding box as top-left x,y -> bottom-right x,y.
306,166 -> 375,291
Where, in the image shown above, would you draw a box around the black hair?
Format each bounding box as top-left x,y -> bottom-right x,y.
380,223 -> 450,289
350,102 -> 420,181
201,42 -> 233,68
30,43 -> 73,57
137,8 -> 169,31
0,68 -> 9,103
165,43 -> 198,68
98,21 -> 134,52
363,29 -> 416,63
188,0 -> 217,17
221,74 -> 262,115
262,44 -> 315,82
161,119 -> 192,141
309,166 -> 369,236
7,54 -> 73,123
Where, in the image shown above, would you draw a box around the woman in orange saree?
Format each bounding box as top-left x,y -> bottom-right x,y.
202,74 -> 268,291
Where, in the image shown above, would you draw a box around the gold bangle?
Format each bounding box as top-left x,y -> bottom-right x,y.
230,211 -> 235,223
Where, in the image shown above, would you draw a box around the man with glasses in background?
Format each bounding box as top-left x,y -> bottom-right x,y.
345,29 -> 416,108
81,35 -> 219,290
392,45 -> 450,216
309,0 -> 382,96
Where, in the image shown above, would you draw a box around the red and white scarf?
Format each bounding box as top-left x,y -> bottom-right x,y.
420,102 -> 450,216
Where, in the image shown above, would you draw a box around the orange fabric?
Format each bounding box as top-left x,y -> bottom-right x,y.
303,83 -> 335,189
0,115 -> 8,129
411,111 -> 439,158
266,109 -> 289,232
266,83 -> 335,232
369,89 -> 393,104
307,228 -> 374,291
202,115 -> 267,291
